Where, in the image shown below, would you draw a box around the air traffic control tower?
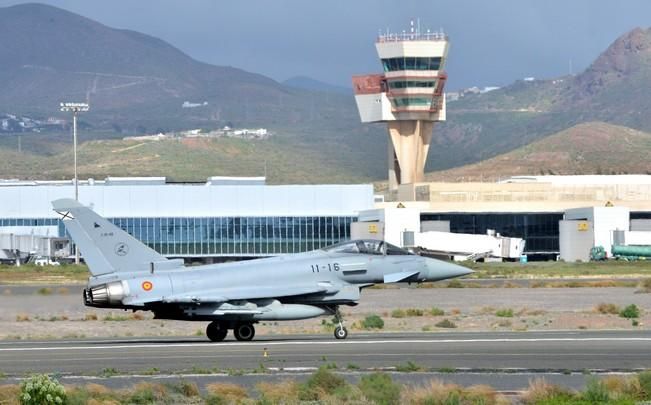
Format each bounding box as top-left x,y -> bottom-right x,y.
352,23 -> 449,190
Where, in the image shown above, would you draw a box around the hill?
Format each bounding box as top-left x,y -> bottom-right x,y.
282,76 -> 351,94
0,135 -> 376,184
0,3 -> 356,133
430,27 -> 651,172
426,122 -> 651,181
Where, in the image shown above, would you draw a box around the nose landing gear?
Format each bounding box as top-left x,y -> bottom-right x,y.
333,307 -> 348,340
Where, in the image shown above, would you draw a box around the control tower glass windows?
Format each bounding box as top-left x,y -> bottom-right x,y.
382,57 -> 442,72
392,97 -> 433,107
388,80 -> 437,89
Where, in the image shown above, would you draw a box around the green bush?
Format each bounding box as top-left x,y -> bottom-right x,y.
361,314 -> 384,329
582,378 -> 609,403
299,367 -> 348,401
619,304 -> 640,319
19,374 -> 66,405
430,307 -> 445,316
639,371 -> 651,399
358,373 -> 401,405
495,308 -> 514,318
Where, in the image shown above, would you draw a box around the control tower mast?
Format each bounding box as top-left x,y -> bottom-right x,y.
352,22 -> 449,190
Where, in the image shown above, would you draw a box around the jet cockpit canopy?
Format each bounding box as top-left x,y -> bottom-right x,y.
322,239 -> 413,256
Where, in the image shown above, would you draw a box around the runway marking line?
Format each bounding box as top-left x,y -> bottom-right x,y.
1,337 -> 651,352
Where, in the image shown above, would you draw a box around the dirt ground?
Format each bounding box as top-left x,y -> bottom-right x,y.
0,287 -> 649,340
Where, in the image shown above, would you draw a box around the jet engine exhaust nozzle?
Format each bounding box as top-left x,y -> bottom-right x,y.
84,281 -> 127,307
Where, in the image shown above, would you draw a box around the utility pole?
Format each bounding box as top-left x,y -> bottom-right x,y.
59,102 -> 89,264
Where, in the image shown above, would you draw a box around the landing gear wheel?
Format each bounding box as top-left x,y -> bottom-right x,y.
234,323 -> 255,341
206,321 -> 228,342
334,326 -> 348,339
332,306 -> 348,340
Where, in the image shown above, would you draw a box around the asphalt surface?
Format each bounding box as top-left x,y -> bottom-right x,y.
1,330 -> 650,377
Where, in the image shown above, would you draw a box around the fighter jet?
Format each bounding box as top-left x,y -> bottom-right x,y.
52,198 -> 472,342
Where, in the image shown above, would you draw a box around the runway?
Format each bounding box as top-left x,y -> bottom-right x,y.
1,330 -> 650,376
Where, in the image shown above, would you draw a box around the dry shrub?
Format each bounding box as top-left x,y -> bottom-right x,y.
465,384 -> 503,405
595,303 -> 620,314
589,280 -> 617,288
638,278 -> 651,293
449,308 -> 461,315
84,312 -> 98,321
256,380 -> 300,403
15,313 -> 30,322
130,312 -> 145,320
87,399 -> 120,405
402,379 -> 463,404
521,378 -> 573,404
601,375 -> 642,399
175,381 -> 200,397
86,383 -> 111,396
127,382 -> 168,403
478,306 -> 495,315
525,309 -> 547,316
503,281 -> 521,288
57,287 -> 70,295
0,385 -> 20,405
206,382 -> 249,402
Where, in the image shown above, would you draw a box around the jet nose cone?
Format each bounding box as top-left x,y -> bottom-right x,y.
425,258 -> 474,281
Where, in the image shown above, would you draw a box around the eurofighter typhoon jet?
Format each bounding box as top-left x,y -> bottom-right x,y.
52,199 -> 472,342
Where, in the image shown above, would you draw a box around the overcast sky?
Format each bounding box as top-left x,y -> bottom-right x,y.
2,0 -> 651,90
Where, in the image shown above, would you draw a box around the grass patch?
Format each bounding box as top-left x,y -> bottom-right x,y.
392,308 -> 424,318
464,260 -> 651,279
430,307 -> 445,316
205,382 -> 248,403
395,361 -> 424,372
100,367 -> 119,377
358,372 -> 401,405
0,263 -> 89,284
36,287 -> 52,295
495,308 -> 514,318
446,279 -> 464,288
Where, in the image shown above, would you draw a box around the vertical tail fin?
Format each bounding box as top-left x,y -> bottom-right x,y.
52,199 -> 178,276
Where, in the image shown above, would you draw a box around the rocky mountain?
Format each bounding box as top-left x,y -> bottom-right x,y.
430,27 -> 651,172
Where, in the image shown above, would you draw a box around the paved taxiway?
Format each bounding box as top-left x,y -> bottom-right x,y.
1,330 -> 649,376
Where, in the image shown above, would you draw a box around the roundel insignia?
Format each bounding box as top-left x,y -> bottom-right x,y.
141,281 -> 153,292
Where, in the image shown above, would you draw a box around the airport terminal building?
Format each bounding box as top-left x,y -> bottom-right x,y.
0,177 -> 374,261
1,175 -> 650,263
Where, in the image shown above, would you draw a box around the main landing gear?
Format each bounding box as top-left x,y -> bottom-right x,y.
333,307 -> 348,340
206,321 -> 255,342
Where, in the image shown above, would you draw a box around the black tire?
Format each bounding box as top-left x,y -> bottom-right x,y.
334,326 -> 348,339
206,322 -> 228,342
234,323 -> 255,341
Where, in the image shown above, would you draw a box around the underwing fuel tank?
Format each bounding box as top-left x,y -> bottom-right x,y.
253,303 -> 327,320
187,300 -> 328,321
